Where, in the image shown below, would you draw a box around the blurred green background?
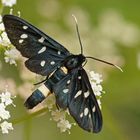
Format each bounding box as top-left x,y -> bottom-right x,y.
0,0 -> 140,140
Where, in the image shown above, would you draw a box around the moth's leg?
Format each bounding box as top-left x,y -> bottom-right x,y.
56,103 -> 60,110
34,75 -> 49,85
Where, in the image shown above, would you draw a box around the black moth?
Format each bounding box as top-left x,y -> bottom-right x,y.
3,15 -> 104,133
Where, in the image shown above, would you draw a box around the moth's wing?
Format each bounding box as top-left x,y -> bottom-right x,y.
53,69 -> 79,109
3,15 -> 70,58
3,15 -> 70,76
24,53 -> 64,76
53,68 -> 102,133
68,69 -> 102,133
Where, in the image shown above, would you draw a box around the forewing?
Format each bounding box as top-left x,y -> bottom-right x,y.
3,15 -> 70,76
53,68 -> 102,133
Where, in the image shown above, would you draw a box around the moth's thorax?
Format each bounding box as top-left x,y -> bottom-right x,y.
64,54 -> 85,70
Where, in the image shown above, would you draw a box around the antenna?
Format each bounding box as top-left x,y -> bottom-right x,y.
72,14 -> 83,54
71,15 -> 122,72
86,56 -> 123,72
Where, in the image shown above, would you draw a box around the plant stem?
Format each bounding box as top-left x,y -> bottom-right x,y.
11,108 -> 48,125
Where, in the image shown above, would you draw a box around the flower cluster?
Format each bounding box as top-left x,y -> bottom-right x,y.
0,19 -> 20,66
0,0 -> 20,66
89,71 -> 104,109
4,47 -> 20,66
2,0 -> 16,7
51,109 -> 73,134
44,94 -> 74,134
0,16 -> 11,45
0,89 -> 15,134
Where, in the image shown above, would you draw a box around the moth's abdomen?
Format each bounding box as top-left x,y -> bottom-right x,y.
24,68 -> 67,109
24,85 -> 50,109
45,68 -> 67,92
24,89 -> 45,109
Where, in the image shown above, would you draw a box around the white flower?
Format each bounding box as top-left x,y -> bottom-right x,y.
57,119 -> 72,133
2,0 -> 16,7
0,103 -> 10,120
88,70 -> 104,110
0,32 -> 11,46
10,8 -> 13,15
51,110 -> 65,122
0,89 -> 15,134
89,71 -> 103,84
91,82 -> 103,96
89,70 -> 104,97
51,109 -> 73,133
0,23 -> 5,31
0,121 -> 13,134
0,91 -> 14,106
4,48 -> 20,65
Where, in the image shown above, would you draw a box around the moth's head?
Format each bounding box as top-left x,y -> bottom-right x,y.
78,54 -> 86,63
64,54 -> 86,70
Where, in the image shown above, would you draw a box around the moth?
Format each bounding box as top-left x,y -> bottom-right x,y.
3,15 -> 122,133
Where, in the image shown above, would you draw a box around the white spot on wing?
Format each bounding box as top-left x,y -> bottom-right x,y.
38,37 -> 45,43
63,89 -> 69,93
19,39 -> 24,44
78,76 -> 81,79
20,34 -> 28,39
40,60 -> 46,67
89,113 -> 91,118
80,113 -> 83,118
92,106 -> 96,112
23,26 -> 28,30
67,80 -> 70,84
74,90 -> 82,98
38,47 -> 46,54
84,91 -> 90,98
50,61 -> 55,65
84,108 -> 89,116
58,51 -> 61,55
